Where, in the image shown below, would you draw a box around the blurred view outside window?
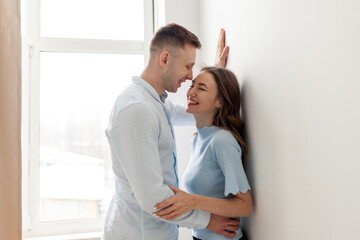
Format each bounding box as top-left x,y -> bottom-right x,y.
21,0 -> 149,235
41,0 -> 144,40
40,53 -> 143,221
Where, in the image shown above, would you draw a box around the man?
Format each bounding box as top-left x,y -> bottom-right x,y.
103,23 -> 237,240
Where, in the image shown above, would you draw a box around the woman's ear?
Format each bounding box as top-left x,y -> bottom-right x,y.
216,99 -> 222,108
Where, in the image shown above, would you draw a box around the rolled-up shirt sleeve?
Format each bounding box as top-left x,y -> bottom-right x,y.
107,103 -> 210,229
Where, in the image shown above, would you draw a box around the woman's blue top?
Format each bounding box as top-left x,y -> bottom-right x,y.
182,126 -> 251,240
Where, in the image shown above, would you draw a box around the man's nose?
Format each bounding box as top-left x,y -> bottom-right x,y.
187,69 -> 193,80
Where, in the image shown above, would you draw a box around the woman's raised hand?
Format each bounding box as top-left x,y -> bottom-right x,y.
214,28 -> 229,68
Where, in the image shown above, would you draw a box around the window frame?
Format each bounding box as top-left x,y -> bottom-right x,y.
22,0 -> 156,237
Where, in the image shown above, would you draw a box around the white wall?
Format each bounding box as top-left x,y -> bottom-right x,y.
198,0 -> 360,239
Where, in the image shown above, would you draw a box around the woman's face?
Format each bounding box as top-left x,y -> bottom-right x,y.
186,71 -> 221,118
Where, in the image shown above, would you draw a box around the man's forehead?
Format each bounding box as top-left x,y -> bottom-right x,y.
179,43 -> 196,55
179,45 -> 196,61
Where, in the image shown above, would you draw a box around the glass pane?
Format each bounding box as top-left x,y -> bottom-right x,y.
40,52 -> 144,222
41,0 -> 144,40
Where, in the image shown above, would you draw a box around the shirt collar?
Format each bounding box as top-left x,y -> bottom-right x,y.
197,126 -> 219,138
132,76 -> 168,104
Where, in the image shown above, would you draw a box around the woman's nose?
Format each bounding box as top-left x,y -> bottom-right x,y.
187,87 -> 195,97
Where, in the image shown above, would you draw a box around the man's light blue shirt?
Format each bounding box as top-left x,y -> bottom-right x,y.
103,77 -> 210,240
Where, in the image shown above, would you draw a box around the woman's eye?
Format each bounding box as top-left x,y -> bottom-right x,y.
199,88 -> 205,91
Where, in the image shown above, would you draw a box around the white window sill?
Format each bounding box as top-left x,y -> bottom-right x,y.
23,232 -> 102,240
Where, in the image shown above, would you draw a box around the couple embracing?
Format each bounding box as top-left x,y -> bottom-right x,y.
103,23 -> 253,240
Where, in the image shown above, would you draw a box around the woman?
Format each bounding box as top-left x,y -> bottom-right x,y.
153,67 -> 253,240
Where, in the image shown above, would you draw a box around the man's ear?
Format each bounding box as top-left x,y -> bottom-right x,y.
159,51 -> 170,67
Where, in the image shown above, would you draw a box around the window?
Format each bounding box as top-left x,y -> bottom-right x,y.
22,0 -> 155,237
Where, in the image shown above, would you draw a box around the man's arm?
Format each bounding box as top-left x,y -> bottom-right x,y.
107,103 -> 209,229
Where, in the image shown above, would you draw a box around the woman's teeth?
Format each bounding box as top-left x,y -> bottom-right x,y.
188,99 -> 198,105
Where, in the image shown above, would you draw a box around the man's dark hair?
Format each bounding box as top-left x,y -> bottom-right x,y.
150,23 -> 201,55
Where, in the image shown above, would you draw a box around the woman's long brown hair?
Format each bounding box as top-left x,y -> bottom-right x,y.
202,66 -> 247,168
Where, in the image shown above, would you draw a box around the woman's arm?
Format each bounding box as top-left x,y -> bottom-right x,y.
193,190 -> 253,218
153,185 -> 253,221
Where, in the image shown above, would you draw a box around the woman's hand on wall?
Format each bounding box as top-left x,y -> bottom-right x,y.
214,28 -> 229,68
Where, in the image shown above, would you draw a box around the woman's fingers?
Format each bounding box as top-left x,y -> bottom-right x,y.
154,205 -> 174,217
221,46 -> 229,59
217,29 -> 225,51
154,198 -> 172,210
215,29 -> 229,67
154,185 -> 182,210
160,210 -> 180,220
168,185 -> 180,193
153,204 -> 188,220
218,45 -> 229,67
167,214 -> 180,221
154,209 -> 180,220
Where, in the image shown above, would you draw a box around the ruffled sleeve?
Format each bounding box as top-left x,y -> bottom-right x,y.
211,130 -> 251,197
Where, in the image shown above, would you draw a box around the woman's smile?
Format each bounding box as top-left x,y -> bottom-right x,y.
187,97 -> 199,106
